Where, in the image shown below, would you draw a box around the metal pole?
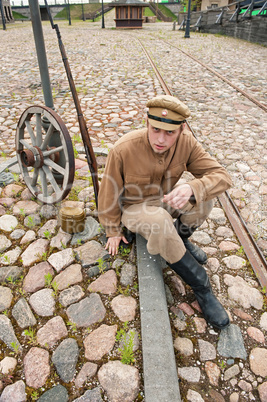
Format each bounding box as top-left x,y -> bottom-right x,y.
68,0 -> 71,25
184,0 -> 192,38
28,0 -> 54,109
82,1 -> 85,21
101,0 -> 105,28
0,0 -> 6,30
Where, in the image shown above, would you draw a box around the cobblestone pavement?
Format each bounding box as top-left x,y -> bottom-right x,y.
0,16 -> 267,402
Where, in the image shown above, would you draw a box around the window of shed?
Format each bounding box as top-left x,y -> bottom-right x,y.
133,7 -> 138,18
120,7 -> 125,18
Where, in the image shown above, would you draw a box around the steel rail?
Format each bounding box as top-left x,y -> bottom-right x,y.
163,40 -> 267,114
138,39 -> 267,292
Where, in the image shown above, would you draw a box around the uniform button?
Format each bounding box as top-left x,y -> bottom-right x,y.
158,160 -> 163,164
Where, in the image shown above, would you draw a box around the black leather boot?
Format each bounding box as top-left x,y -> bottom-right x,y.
174,219 -> 207,264
169,251 -> 230,330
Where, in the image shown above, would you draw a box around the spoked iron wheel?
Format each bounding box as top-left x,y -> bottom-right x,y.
16,105 -> 75,204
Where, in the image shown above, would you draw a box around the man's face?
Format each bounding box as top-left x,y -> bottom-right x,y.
147,122 -> 182,154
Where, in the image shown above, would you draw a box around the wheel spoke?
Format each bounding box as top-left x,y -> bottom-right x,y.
19,139 -> 32,150
31,168 -> 39,187
43,165 -> 61,195
44,158 -> 66,176
43,146 -> 64,157
39,169 -> 48,198
25,121 -> 36,146
41,123 -> 54,151
35,113 -> 42,147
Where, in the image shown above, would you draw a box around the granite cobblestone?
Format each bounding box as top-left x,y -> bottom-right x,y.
0,17 -> 266,401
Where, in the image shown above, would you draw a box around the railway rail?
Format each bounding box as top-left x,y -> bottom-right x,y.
138,38 -> 267,292
163,40 -> 267,114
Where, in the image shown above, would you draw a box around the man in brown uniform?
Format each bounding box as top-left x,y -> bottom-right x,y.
98,95 -> 231,330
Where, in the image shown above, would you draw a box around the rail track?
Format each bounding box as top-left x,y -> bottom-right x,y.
163,40 -> 267,114
138,38 -> 267,292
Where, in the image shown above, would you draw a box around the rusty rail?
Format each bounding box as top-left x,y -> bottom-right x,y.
164,40 -> 267,114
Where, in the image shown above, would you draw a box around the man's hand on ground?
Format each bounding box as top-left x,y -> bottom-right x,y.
162,184 -> 193,209
105,236 -> 129,256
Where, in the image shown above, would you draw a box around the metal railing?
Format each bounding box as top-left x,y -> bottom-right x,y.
178,0 -> 266,27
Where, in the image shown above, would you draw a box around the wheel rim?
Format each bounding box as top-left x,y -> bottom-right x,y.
16,105 -> 75,204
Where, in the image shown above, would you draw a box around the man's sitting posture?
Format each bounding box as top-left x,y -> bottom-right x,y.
98,95 -> 231,330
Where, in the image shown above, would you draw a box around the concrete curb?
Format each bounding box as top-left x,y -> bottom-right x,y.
136,234 -> 181,402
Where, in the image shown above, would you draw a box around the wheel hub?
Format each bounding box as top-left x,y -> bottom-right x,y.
20,146 -> 44,168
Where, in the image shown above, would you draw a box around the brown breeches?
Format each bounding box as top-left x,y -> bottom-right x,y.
121,199 -> 213,264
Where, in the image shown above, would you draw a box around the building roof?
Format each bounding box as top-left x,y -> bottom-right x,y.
109,0 -> 147,6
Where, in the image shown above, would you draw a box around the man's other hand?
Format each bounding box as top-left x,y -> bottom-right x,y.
105,236 -> 129,256
162,184 -> 193,209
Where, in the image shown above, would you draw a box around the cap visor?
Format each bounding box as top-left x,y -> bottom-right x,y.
148,118 -> 182,131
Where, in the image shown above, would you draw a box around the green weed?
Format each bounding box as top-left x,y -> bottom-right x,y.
3,255 -> 11,264
97,257 -> 106,274
68,185 -> 82,201
218,360 -> 226,369
10,342 -> 20,354
6,276 -> 15,284
41,251 -> 48,261
236,246 -> 244,256
19,208 -> 25,216
27,216 -> 34,228
43,230 -> 52,240
60,241 -> 67,249
67,321 -> 77,333
119,246 -> 131,257
24,327 -> 36,344
117,323 -> 135,365
31,390 -> 39,401
118,285 -> 130,297
73,133 -> 82,143
52,280 -> 59,297
44,272 -> 53,287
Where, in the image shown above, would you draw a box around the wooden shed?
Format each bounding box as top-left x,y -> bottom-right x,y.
109,0 -> 147,29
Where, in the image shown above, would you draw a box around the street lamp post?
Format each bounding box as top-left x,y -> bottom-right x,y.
101,0 -> 105,28
81,0 -> 85,21
0,0 -> 6,31
67,0 -> 71,25
184,0 -> 192,38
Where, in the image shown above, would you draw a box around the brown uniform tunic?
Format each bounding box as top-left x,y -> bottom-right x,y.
98,127 -> 232,262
